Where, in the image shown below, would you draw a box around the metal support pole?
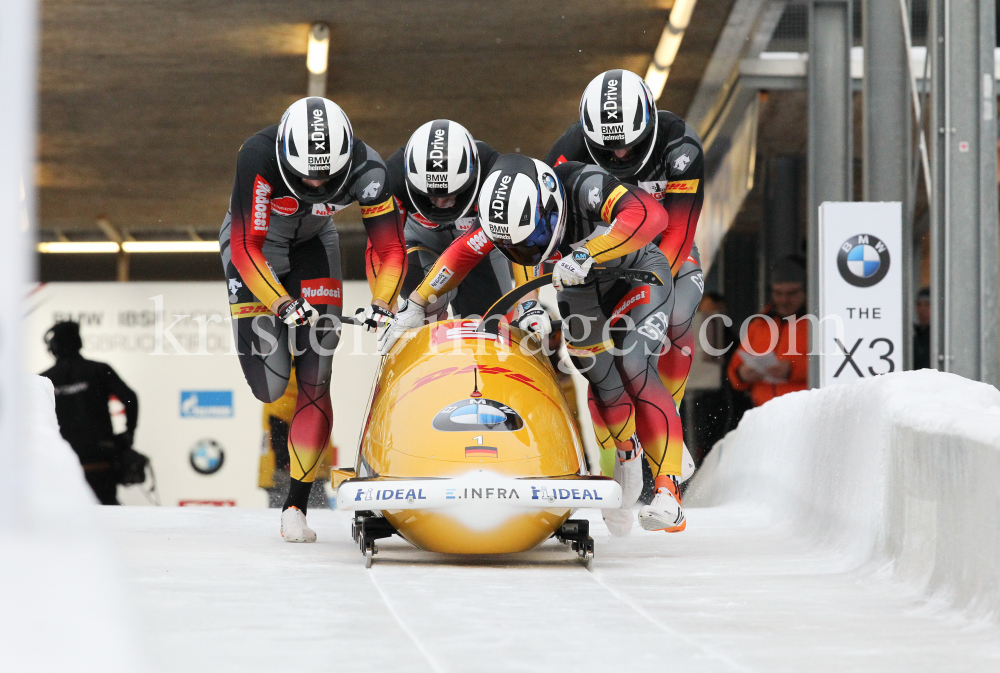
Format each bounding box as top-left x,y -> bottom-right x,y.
761,156 -> 802,307
863,0 -> 913,369
808,0 -> 854,388
929,0 -> 999,385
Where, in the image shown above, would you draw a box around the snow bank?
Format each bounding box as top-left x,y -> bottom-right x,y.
0,376 -> 144,672
687,369 -> 1000,621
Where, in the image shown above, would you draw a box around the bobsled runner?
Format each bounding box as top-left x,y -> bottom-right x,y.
335,276 -> 622,569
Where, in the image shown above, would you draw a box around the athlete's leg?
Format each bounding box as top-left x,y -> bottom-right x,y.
280,229 -> 343,515
614,264 -> 683,482
560,292 -> 640,455
587,388 -> 619,477
658,250 -> 704,407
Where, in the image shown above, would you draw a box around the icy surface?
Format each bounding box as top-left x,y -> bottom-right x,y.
101,505 -> 1000,673
8,369 -> 1000,671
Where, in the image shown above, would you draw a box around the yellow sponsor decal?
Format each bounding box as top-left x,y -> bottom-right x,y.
360,196 -> 395,218
665,179 -> 699,194
600,185 -> 629,223
230,302 -> 271,319
566,339 -> 614,357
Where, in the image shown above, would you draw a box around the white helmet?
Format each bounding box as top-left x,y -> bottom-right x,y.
276,97 -> 354,204
579,69 -> 658,178
478,154 -> 566,267
404,120 -> 480,225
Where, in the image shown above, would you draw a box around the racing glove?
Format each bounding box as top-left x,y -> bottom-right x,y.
513,299 -> 551,337
377,299 -> 425,355
361,304 -> 395,333
277,298 -> 318,326
551,248 -> 594,291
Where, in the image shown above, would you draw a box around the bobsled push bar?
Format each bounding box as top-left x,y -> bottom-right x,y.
477,269 -> 663,335
341,470 -> 619,570
337,470 -> 623,511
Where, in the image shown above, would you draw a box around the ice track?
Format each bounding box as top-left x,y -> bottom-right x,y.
103,506 -> 1000,673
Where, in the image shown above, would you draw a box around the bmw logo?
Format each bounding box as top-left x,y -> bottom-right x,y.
541,173 -> 557,192
837,234 -> 890,287
432,398 -> 524,432
190,438 -> 225,475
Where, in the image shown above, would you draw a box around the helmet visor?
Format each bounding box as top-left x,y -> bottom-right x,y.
406,176 -> 478,225
585,128 -> 656,178
489,189 -> 565,267
278,158 -> 352,205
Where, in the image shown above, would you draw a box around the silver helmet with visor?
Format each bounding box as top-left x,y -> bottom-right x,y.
276,97 -> 354,204
477,154 -> 566,267
579,69 -> 658,179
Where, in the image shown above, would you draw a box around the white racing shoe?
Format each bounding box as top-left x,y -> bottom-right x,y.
680,442 -> 696,484
601,445 -> 644,537
615,446 -> 644,508
638,476 -> 686,532
280,506 -> 317,543
602,507 -> 634,537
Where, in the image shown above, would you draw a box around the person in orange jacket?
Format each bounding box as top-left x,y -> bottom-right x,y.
727,257 -> 809,407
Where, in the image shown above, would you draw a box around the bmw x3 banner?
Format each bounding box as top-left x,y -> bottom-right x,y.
818,202 -> 903,387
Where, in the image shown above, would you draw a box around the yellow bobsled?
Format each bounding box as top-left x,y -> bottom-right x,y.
336,287 -> 621,568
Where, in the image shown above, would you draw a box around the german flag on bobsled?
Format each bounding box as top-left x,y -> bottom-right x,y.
335,316 -> 622,565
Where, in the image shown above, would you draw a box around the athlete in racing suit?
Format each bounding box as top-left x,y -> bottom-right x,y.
365,120 -> 510,319
545,69 -> 703,488
221,97 -> 406,541
381,154 -> 687,533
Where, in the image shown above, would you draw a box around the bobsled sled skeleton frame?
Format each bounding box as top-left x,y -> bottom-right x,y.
334,273 -> 641,569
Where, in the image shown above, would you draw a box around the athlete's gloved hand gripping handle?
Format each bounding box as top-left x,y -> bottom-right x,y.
513,299 -> 551,337
361,304 -> 395,332
551,248 -> 594,291
377,298 -> 425,355
276,297 -> 318,326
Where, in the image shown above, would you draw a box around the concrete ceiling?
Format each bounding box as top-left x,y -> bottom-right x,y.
39,0 -> 681,235
37,0 -> 734,279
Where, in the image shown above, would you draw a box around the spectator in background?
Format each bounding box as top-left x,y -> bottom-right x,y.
913,287 -> 931,370
40,321 -> 144,505
682,292 -> 738,464
727,257 -> 809,407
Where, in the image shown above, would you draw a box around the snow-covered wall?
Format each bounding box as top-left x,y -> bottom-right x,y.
687,370 -> 1000,621
0,376 -> 144,672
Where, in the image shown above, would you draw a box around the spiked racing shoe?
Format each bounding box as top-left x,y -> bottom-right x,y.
638,476 -> 686,532
280,506 -> 317,543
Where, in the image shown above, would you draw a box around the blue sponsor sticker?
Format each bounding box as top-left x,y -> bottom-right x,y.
180,391 -> 234,418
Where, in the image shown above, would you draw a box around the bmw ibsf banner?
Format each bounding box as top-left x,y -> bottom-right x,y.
818,202 -> 903,387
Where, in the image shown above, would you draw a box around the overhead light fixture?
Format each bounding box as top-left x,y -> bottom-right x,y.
37,241 -> 220,254
37,242 -> 120,254
307,23 -> 330,97
644,0 -> 698,100
307,23 -> 330,75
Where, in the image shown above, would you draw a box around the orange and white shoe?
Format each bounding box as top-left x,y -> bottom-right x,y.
638,476 -> 686,532
280,506 -> 317,543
